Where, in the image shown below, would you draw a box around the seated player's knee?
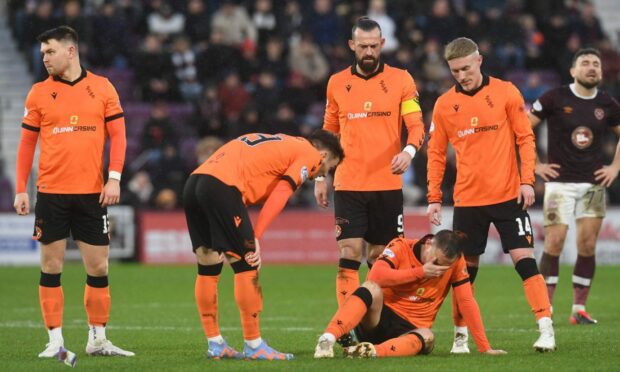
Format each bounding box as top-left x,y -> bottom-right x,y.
366,244 -> 384,263
412,328 -> 435,355
338,239 -> 364,261
361,280 -> 383,303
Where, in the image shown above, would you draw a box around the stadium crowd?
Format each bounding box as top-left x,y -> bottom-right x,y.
5,0 -> 620,210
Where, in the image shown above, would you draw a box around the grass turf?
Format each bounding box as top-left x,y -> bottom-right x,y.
0,263 -> 618,371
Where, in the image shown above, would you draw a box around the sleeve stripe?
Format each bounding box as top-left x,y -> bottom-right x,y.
22,123 -> 40,132
401,98 -> 422,115
280,175 -> 297,191
451,278 -> 470,288
104,112 -> 124,123
379,257 -> 395,269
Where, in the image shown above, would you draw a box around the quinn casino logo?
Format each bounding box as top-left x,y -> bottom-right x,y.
571,126 -> 593,149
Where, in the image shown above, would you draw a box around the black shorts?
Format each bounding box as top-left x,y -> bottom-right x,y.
334,190 -> 403,245
453,198 -> 534,256
183,174 -> 255,259
354,304 -> 416,344
34,192 -> 109,245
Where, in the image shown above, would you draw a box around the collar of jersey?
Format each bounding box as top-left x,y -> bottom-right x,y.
52,66 -> 87,86
350,61 -> 385,80
455,74 -> 490,96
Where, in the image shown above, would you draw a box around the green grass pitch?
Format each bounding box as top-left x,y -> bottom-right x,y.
1,263 -> 618,371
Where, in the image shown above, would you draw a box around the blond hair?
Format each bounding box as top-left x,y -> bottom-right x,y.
444,37 -> 479,61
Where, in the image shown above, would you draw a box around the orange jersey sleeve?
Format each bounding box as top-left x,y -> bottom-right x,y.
194,134 -> 322,205
20,70 -> 125,194
323,64 -> 422,191
254,180 -> 294,239
451,258 -> 491,352
323,76 -> 340,134
15,128 -> 39,193
427,101 -> 450,204
506,83 -> 536,186
103,79 -> 126,175
427,76 -> 528,206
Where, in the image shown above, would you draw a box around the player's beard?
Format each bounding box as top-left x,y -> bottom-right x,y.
576,77 -> 600,89
357,55 -> 380,74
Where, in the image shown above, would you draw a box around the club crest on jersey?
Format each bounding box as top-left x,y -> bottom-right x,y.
571,126 -> 593,149
594,108 -> 605,120
300,166 -> 309,182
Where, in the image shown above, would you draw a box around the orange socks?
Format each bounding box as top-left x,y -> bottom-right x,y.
325,287 -> 372,339
234,270 -> 262,340
523,274 -> 552,320
336,259 -> 361,307
39,272 -> 63,329
375,333 -> 423,357
84,275 -> 110,326
195,274 -> 220,338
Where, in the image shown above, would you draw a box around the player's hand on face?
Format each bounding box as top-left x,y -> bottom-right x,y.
13,193 -> 30,215
100,179 -> 121,207
314,178 -> 329,208
535,163 -> 560,181
517,184 -> 535,210
484,349 -> 507,355
422,260 -> 450,278
426,203 -> 442,226
390,151 -> 412,175
594,164 -> 620,187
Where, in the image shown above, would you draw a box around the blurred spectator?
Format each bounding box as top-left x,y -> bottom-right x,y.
253,70 -> 281,120
367,0 -> 399,54
304,0 -> 343,51
190,85 -> 226,138
217,70 -> 250,124
288,34 -> 329,87
252,0 -> 277,45
27,0 -> 57,80
278,0 -> 304,43
148,144 -> 187,200
520,14 -> 545,69
141,102 -> 177,152
133,34 -> 178,101
423,0 -> 458,45
238,39 -> 261,83
268,103 -> 300,136
147,1 -> 185,40
461,10 -> 487,42
171,35 -> 202,102
211,0 -> 256,47
573,1 -> 605,46
92,1 -> 130,67
184,0 -> 211,47
195,136 -> 224,164
520,72 -> 550,103
196,29 -> 242,83
260,37 -> 289,82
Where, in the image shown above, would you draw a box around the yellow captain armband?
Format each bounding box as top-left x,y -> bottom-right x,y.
401,97 -> 422,115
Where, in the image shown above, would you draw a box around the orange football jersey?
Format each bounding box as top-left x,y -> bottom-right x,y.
22,69 -> 124,194
193,133 -> 322,205
427,76 -> 536,206
376,237 -> 470,328
324,63 -> 423,191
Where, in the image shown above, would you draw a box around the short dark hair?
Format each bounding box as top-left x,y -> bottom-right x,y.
37,26 -> 79,45
351,17 -> 382,38
308,129 -> 345,162
572,47 -> 601,66
433,230 -> 465,260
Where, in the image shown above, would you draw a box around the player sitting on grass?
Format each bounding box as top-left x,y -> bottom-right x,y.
314,230 -> 506,358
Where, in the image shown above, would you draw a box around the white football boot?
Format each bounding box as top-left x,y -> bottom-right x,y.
533,317 -> 556,352
314,333 -> 335,359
